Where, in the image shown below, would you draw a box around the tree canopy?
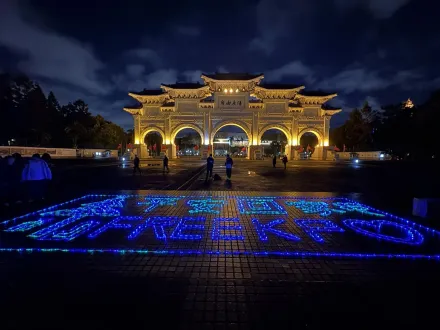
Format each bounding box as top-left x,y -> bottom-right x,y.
330,94 -> 439,160
0,73 -> 129,149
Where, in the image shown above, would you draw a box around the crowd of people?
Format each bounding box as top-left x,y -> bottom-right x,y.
0,153 -> 52,206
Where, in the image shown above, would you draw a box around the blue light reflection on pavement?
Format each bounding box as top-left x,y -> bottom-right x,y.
1,193 -> 439,260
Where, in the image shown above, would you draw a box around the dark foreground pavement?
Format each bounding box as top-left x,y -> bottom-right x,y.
0,160 -> 439,329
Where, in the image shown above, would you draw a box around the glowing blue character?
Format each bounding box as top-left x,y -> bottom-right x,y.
332,202 -> 384,217
170,217 -> 205,240
286,200 -> 338,216
212,218 -> 244,240
295,219 -> 344,243
28,196 -> 127,241
343,219 -> 423,245
238,198 -> 286,215
187,199 -> 225,215
252,218 -> 300,242
88,216 -> 142,239
128,216 -> 178,240
137,196 -> 182,213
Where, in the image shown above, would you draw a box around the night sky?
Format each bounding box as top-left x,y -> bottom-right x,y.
0,0 -> 438,129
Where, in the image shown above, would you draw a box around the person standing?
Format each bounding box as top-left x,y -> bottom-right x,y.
22,154 -> 52,202
163,155 -> 169,173
272,155 -> 277,168
205,154 -> 214,182
225,154 -> 233,180
133,155 -> 141,176
282,155 -> 288,170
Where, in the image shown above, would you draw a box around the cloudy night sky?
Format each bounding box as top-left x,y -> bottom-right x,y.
0,0 -> 438,129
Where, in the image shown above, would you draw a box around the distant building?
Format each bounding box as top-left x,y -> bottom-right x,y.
403,98 -> 414,109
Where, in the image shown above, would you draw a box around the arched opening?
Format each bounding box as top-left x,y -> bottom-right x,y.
212,124 -> 250,158
300,132 -> 319,148
144,132 -> 163,157
174,128 -> 202,158
260,128 -> 290,158
298,130 -> 322,160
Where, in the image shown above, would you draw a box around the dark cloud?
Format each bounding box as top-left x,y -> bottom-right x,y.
0,0 -> 437,130
125,48 -> 162,68
176,26 -> 201,37
335,0 -> 411,19
265,61 -> 314,84
0,0 -> 110,95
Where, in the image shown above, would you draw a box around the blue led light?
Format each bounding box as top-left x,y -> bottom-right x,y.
332,202 -> 385,217
212,218 -> 244,240
252,218 -> 300,242
286,200 -> 342,217
286,200 -> 385,217
128,216 -> 178,240
343,219 -> 424,245
52,220 -> 100,241
28,196 -> 127,240
3,194 -> 440,260
5,219 -> 46,232
0,247 -> 439,261
238,197 -> 287,215
137,196 -> 182,213
88,216 -> 142,239
170,217 -> 205,240
295,219 -> 345,243
186,199 -> 225,214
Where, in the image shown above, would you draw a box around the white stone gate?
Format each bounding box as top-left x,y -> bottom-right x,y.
124,73 -> 341,160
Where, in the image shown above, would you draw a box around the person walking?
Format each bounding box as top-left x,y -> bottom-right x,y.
133,155 -> 141,176
272,155 -> 277,168
163,155 -> 169,173
205,154 -> 214,182
22,154 -> 52,202
282,155 -> 288,170
225,154 -> 233,180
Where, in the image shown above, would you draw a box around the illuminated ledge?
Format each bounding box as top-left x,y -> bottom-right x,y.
0,248 -> 439,260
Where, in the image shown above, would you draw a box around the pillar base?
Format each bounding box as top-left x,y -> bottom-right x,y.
200,145 -> 213,159
249,145 -> 264,160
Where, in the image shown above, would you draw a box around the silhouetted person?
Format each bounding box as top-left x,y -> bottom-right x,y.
133,155 -> 141,175
272,155 -> 277,168
282,155 -> 288,170
206,154 -> 214,182
42,153 -> 52,165
225,154 -> 233,180
11,153 -> 25,203
163,155 -> 169,173
22,154 -> 52,202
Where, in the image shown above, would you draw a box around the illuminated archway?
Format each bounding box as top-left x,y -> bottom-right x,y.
211,120 -> 251,159
171,123 -> 204,145
211,120 -> 251,145
140,126 -> 165,144
259,125 -> 291,158
297,128 -> 323,146
258,124 -> 292,145
171,124 -> 204,158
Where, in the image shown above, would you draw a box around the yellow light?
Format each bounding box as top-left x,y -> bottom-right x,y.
229,88 -> 233,93
324,139 -> 329,147
235,89 -> 239,93
135,139 -> 140,145
224,89 -> 228,93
